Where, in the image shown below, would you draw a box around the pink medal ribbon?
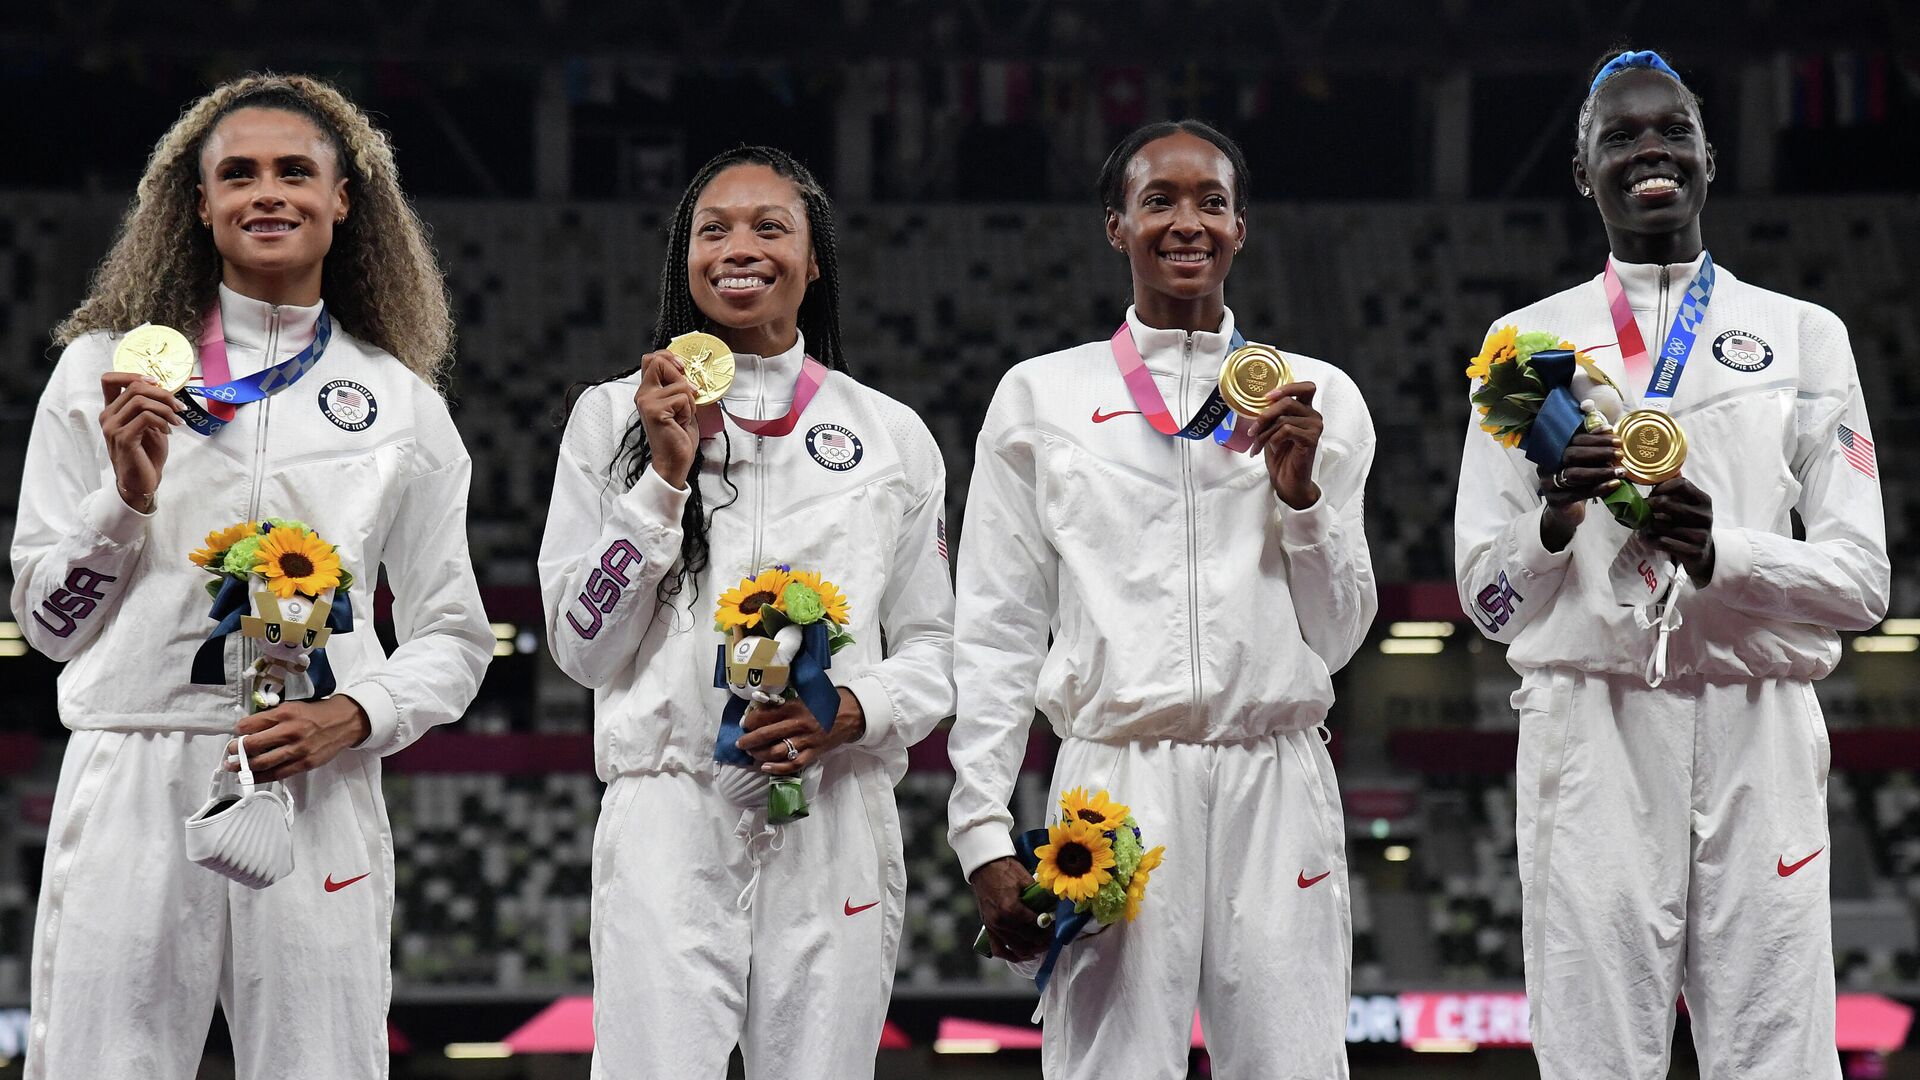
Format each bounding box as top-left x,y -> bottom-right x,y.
195,308 -> 238,423
696,355 -> 830,439
1108,323 -> 1256,453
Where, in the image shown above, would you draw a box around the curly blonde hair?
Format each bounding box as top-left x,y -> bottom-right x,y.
55,72 -> 453,388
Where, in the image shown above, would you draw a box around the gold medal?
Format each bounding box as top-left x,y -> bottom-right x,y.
113,324 -> 196,394
1617,409 -> 1687,484
1218,342 -> 1292,418
667,331 -> 736,406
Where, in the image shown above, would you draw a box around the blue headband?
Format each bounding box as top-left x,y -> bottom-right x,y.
1590,50 -> 1683,95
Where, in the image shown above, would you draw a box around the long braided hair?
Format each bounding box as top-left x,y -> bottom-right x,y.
610,146 -> 849,605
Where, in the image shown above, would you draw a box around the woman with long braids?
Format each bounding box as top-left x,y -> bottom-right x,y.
538,146 -> 953,1077
1455,49 -> 1886,1078
11,74 -> 492,1077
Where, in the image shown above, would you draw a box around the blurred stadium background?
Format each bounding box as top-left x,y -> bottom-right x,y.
2,2 -> 1917,1076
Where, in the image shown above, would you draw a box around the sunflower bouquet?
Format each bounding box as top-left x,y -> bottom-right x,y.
187,519 -> 354,710
973,787 -> 1165,993
711,565 -> 854,823
1468,325 -> 1648,527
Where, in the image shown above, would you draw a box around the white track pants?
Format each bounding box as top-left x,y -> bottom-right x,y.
26,729 -> 393,1080
590,750 -> 905,1080
1039,732 -> 1352,1080
1516,668 -> 1840,1079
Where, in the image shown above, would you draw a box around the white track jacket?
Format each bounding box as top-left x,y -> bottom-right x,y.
1455,255 -> 1889,676
11,285 -> 494,751
947,307 -> 1378,877
538,335 -> 955,781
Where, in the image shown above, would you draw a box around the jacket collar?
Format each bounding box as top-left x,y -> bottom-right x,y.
1124,305 -> 1238,378
216,283 -> 324,359
1605,251 -> 1711,313
721,330 -> 806,419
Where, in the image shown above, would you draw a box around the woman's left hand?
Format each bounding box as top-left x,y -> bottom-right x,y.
226,695 -> 371,783
737,688 -> 866,776
1244,382 -> 1323,510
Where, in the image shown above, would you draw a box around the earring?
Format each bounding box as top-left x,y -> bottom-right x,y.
200,219 -> 211,227
1579,187 -> 1593,198
335,216 -> 347,225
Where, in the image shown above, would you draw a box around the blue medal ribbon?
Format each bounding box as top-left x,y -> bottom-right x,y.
1640,254 -> 1715,405
178,309 -> 334,437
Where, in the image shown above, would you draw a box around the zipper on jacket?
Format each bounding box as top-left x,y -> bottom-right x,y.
750,364 -> 768,571
1179,332 -> 1203,720
237,307 -> 280,716
1656,265 -> 1670,349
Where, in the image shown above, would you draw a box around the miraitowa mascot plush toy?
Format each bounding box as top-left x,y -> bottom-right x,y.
182,520 -> 353,889
711,566 -> 855,825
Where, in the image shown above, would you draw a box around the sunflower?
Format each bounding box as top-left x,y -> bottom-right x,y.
784,569 -> 850,625
255,526 -> 342,599
1124,845 -> 1166,922
189,521 -> 259,568
1058,787 -> 1131,832
715,568 -> 792,631
1033,819 -> 1117,904
1465,324 -> 1519,382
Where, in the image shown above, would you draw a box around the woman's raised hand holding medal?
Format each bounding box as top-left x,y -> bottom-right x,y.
98,369 -> 187,514
634,348 -> 702,490
1244,380 -> 1326,511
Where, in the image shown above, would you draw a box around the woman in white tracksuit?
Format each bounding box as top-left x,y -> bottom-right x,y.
948,120 -> 1376,1079
11,75 -> 492,1079
538,146 -> 953,1079
1454,50 -> 1888,1079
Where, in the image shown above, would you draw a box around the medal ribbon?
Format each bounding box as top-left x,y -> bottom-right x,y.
1109,323 -> 1256,453
1604,253 -> 1715,413
696,355 -> 830,439
178,305 -> 333,437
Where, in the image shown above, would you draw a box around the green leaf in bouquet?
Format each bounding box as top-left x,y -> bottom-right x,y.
1483,399 -> 1539,431
336,566 -> 355,592
758,604 -> 792,635
826,622 -> 856,654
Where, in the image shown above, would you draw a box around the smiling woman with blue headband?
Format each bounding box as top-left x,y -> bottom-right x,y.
1453,48 -> 1887,1079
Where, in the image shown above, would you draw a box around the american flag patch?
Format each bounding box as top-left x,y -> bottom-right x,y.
936,517 -> 948,562
1838,423 -> 1877,479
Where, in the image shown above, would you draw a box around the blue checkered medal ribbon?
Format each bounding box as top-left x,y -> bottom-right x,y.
1639,254 -> 1715,408
178,308 -> 333,437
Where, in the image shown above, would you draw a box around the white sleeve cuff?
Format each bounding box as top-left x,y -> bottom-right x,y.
1277,490 -> 1335,548
340,681 -> 401,755
83,486 -> 153,546
1705,523 -> 1753,593
618,465 -> 691,526
1513,505 -> 1574,579
842,672 -> 897,748
952,823 -> 1019,882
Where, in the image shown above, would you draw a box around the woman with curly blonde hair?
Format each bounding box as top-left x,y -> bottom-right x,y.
12,73 -> 492,1079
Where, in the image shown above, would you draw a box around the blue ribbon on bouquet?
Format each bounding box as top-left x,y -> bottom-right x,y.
1010,828 -> 1096,995
711,621 -> 839,768
191,575 -> 353,698
1517,349 -> 1587,471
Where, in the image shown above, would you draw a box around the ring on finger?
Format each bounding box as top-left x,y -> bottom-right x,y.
1551,470 -> 1570,490
783,737 -> 799,762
